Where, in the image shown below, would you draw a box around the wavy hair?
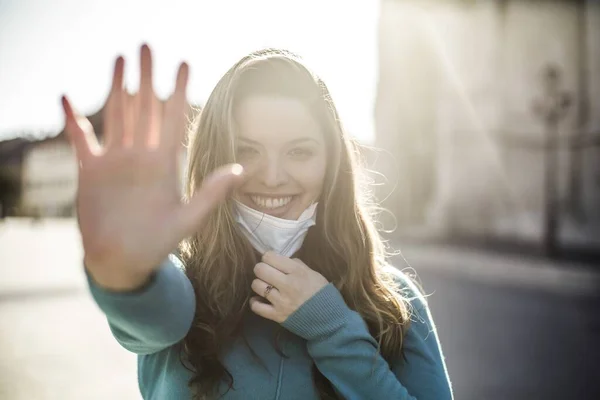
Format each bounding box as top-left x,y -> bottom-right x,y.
178,48 -> 411,399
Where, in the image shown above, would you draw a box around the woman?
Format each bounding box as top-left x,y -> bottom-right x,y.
63,45 -> 452,399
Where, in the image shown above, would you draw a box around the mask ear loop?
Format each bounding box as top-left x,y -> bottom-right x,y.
239,201 -> 272,253
234,200 -> 267,234
251,211 -> 274,255
250,211 -> 266,234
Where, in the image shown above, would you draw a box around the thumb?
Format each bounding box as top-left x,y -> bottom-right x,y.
175,164 -> 245,237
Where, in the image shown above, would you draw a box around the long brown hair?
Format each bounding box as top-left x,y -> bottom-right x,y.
178,48 -> 411,399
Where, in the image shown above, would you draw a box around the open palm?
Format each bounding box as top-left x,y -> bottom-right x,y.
62,45 -> 243,290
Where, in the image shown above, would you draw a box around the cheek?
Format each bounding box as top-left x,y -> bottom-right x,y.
289,158 -> 327,193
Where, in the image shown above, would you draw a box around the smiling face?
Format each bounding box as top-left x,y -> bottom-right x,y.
234,95 -> 327,220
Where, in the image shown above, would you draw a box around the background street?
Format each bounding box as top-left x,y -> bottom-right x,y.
1,219 -> 599,399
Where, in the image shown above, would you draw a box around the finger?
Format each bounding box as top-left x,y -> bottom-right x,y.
175,164 -> 245,237
103,56 -> 125,150
133,44 -> 156,147
251,278 -> 280,302
253,262 -> 287,288
123,91 -> 139,147
262,251 -> 298,274
147,95 -> 163,149
249,296 -> 278,321
62,96 -> 96,161
161,62 -> 189,156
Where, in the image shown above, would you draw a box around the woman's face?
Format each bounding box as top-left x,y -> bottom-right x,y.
234,95 -> 327,220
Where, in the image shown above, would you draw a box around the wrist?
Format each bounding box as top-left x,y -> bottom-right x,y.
84,259 -> 154,292
283,284 -> 350,340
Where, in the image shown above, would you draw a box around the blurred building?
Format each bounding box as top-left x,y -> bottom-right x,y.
0,107 -> 103,218
374,0 -> 600,256
0,133 -> 74,218
21,132 -> 77,217
0,99 -> 195,218
0,137 -> 31,217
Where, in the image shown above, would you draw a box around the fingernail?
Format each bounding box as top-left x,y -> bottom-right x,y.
231,164 -> 244,176
60,95 -> 70,111
180,62 -> 189,74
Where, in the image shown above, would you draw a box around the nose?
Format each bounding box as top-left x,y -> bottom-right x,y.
258,155 -> 288,188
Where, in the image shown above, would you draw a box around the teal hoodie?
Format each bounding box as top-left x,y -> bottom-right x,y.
87,254 -> 453,399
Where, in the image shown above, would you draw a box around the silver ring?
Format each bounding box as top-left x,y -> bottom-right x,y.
263,284 -> 274,298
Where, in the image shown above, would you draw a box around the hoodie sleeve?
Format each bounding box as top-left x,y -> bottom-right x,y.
86,254 -> 196,355
281,267 -> 453,400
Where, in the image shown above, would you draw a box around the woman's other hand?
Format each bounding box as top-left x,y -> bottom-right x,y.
250,252 -> 329,323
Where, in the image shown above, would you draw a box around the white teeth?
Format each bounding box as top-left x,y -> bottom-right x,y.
250,196 -> 293,209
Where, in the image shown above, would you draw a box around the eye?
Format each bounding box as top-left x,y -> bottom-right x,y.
236,145 -> 260,159
288,147 -> 315,160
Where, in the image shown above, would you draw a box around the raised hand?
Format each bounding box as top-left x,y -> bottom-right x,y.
62,45 -> 243,290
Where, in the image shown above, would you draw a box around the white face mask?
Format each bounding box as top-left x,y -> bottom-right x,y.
234,200 -> 318,257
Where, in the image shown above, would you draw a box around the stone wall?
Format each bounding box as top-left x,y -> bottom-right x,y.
375,0 -> 600,249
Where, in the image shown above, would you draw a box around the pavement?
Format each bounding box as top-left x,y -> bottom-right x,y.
1,218 -> 599,399
391,242 -> 600,400
0,219 -> 138,400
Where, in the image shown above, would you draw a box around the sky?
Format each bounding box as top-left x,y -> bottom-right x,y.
0,0 -> 379,143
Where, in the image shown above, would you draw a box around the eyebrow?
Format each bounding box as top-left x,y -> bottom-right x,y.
237,137 -> 321,146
